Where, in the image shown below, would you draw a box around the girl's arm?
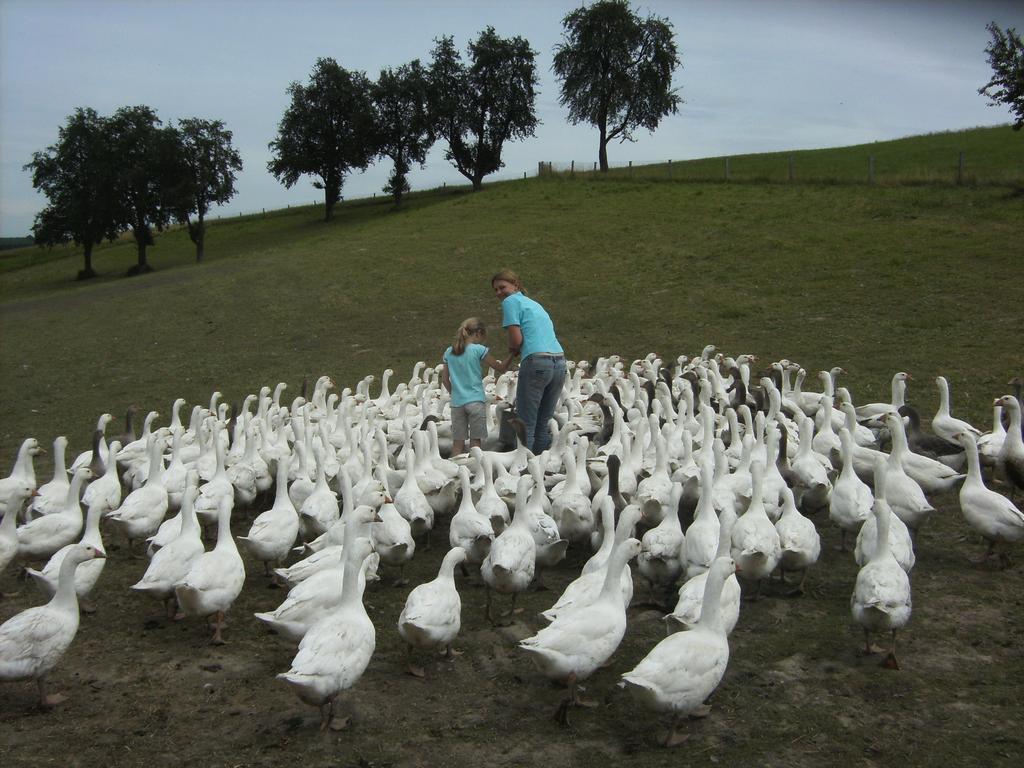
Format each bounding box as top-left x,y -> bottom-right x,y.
482,351 -> 516,374
441,362 -> 452,393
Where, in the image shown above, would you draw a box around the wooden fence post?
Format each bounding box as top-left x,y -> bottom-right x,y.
628,160 -> 633,177
538,161 -> 545,176
668,159 -> 672,179
868,155 -> 875,184
570,160 -> 575,176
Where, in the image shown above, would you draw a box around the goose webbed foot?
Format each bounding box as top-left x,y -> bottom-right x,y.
443,644 -> 463,661
406,664 -> 427,678
880,652 -> 901,670
661,716 -> 690,747
37,678 -> 68,708
80,598 -> 97,614
553,698 -> 572,726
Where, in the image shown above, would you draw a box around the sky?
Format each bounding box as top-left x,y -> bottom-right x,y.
1,0 -> 1021,238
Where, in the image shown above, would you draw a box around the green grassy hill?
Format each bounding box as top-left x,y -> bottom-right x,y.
1,126 -> 1022,463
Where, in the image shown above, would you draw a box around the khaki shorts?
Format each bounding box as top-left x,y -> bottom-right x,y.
451,401 -> 488,440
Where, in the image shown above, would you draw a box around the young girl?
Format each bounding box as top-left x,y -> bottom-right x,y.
442,318 -> 515,455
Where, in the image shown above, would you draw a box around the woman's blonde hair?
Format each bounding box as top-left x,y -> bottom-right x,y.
491,268 -> 522,292
452,317 -> 486,355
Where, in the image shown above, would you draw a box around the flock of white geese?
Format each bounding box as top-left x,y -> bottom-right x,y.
1,350 -> 1023,744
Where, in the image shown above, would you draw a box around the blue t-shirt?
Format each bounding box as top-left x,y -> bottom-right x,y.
501,292 -> 563,361
443,343 -> 489,406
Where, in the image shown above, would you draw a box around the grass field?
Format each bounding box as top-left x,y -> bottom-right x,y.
1,127 -> 1023,766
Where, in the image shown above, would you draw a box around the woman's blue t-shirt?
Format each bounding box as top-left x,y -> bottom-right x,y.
443,343 -> 489,406
501,292 -> 563,360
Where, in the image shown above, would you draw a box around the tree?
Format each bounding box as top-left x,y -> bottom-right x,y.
428,28 -> 539,191
979,22 -> 1024,131
372,60 -> 433,206
23,108 -> 120,280
172,118 -> 243,261
268,58 -> 377,221
553,0 -> 682,171
108,105 -> 181,275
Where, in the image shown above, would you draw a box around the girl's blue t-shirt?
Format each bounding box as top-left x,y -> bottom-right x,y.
443,343 -> 489,406
501,292 -> 563,360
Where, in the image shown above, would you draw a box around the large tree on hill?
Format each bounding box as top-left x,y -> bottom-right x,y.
979,21 -> 1024,131
372,60 -> 434,206
428,28 -> 539,191
23,107 -> 120,280
172,118 -> 243,262
268,58 -> 377,221
108,105 -> 182,275
553,0 -> 682,171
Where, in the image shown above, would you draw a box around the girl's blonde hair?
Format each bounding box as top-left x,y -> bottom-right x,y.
452,317 -> 486,355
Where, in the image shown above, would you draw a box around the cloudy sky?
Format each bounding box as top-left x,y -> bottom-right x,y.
1,0 -> 1021,237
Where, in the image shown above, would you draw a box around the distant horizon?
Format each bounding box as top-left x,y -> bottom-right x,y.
2,0 -> 1021,238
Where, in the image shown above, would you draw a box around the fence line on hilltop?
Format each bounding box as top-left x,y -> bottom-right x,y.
537,151 -> 1022,187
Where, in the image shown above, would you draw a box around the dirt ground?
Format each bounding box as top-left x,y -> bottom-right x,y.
1,489 -> 1022,768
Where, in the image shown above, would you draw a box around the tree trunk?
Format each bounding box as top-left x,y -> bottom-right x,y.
195,212 -> 205,263
126,225 -> 153,276
598,122 -> 609,172
324,179 -> 340,221
77,242 -> 97,281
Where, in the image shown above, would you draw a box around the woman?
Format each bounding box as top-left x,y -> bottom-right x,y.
491,268 -> 565,454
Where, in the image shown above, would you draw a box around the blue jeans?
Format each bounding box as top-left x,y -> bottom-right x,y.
515,353 -> 566,454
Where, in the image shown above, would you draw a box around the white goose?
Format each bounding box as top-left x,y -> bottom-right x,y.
237,453 -> 300,579
255,506 -> 379,642
398,545 -> 467,677
682,458 -> 720,579
394,440 -> 434,540
855,372 -> 910,425
371,501 -> 416,585
881,413 -> 935,534
0,543 -> 106,708
175,496 -> 245,644
855,460 -> 916,573
130,485 -> 205,618
80,441 -> 122,514
549,438 -> 594,545
16,468 -> 92,561
277,530 -> 377,732
0,438 -> 42,518
637,484 -> 687,601
0,482 -> 35,574
519,536 -> 642,725
667,504 -> 740,635
298,444 -> 340,541
69,413 -> 113,474
104,435 -> 169,555
774,485 -> 821,594
729,461 -> 781,599
28,436 -> 68,518
541,502 -> 641,622
622,555 -> 738,747
851,459 -> 912,669
829,428 -> 874,551
472,450 -> 511,534
931,375 -> 981,444
953,430 -> 1024,567
481,476 -> 536,624
995,395 -> 1024,498
26,496 -> 108,611
447,466 -> 493,569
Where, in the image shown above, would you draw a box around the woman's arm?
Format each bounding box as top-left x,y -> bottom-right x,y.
506,324 -> 523,356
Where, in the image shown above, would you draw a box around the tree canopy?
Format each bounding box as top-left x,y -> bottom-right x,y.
979,21 -> 1024,131
268,58 -> 377,221
173,118 -> 243,261
553,0 -> 681,171
372,60 -> 434,206
23,108 -> 120,280
428,28 -> 539,191
108,105 -> 182,275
